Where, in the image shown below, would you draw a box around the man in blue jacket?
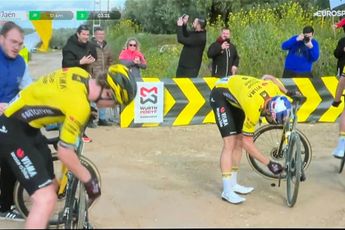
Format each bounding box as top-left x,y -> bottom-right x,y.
281,26 -> 319,78
0,21 -> 32,221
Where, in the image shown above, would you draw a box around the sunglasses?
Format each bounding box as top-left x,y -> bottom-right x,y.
128,44 -> 137,47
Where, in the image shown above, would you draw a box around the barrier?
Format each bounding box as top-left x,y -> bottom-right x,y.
120,76 -> 344,128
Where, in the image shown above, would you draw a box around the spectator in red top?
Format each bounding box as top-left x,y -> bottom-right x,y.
119,38 -> 147,78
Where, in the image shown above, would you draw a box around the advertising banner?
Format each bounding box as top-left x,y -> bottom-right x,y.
134,82 -> 164,123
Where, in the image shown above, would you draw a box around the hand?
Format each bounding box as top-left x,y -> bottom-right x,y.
267,160 -> 283,174
182,15 -> 189,24
296,34 -> 304,41
134,57 -> 141,64
305,40 -> 313,49
177,17 -> 184,26
221,42 -> 230,50
231,66 -> 238,75
80,55 -> 95,65
84,177 -> 101,207
90,107 -> 98,121
0,103 -> 8,115
332,100 -> 342,107
286,89 -> 301,98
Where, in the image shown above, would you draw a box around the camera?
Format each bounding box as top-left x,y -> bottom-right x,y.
224,38 -> 230,43
303,35 -> 310,43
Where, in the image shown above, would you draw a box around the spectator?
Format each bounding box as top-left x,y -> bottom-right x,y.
176,14 -> 206,78
119,37 -> 147,78
330,18 -> 345,158
207,27 -> 239,77
281,26 -> 319,78
62,24 -> 97,73
334,18 -> 345,77
91,27 -> 114,126
0,21 -> 32,221
62,24 -> 97,140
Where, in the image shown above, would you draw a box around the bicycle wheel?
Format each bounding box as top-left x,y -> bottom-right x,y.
13,154 -> 101,226
286,132 -> 302,207
246,124 -> 312,180
64,178 -> 91,229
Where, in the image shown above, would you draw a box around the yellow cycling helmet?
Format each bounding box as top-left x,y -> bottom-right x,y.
106,64 -> 137,105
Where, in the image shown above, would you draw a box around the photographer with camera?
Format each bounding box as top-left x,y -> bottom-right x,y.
281,26 -> 319,78
207,27 -> 239,78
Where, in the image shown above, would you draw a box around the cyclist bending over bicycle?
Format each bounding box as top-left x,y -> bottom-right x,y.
0,64 -> 137,228
210,74 -> 296,204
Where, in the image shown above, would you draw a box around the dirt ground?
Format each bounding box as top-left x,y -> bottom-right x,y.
2,52 -> 345,228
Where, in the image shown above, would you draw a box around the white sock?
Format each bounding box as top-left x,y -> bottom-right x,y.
230,171 -> 238,185
222,177 -> 233,193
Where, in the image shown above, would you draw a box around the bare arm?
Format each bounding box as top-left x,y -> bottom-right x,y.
241,135 -> 270,165
261,74 -> 288,94
57,144 -> 91,183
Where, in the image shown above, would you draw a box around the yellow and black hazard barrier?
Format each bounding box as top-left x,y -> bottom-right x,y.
120,76 -> 344,128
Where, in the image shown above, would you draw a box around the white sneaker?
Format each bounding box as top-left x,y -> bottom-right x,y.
332,139 -> 345,159
233,183 -> 254,195
221,191 -> 245,204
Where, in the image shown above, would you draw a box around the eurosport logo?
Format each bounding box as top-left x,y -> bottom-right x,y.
314,10 -> 345,17
140,87 -> 158,104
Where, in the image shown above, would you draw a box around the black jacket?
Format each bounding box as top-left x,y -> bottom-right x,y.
62,34 -> 97,73
207,38 -> 239,78
176,25 -> 206,76
334,36 -> 345,76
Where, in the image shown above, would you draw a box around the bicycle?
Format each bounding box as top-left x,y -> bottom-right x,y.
13,130 -> 101,228
246,95 -> 312,207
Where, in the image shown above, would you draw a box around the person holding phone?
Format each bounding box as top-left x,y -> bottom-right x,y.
176,13 -> 206,78
207,27 -> 240,78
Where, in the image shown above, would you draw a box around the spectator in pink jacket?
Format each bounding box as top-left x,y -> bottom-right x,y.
119,37 -> 147,78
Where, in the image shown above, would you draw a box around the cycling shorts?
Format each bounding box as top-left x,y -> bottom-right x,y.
210,87 -> 245,137
0,115 -> 54,196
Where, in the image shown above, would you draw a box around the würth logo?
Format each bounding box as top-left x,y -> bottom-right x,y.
140,87 -> 158,104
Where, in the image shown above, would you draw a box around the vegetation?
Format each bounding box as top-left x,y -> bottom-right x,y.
49,1 -> 341,78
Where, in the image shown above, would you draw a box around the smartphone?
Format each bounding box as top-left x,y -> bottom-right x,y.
182,14 -> 188,19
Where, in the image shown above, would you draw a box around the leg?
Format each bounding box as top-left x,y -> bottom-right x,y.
209,88 -> 245,204
332,77 -> 345,158
230,135 -> 254,194
25,184 -> 57,229
0,161 -> 16,212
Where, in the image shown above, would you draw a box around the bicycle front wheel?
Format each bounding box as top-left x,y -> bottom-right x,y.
286,132 -> 302,207
64,178 -> 89,229
246,124 -> 312,180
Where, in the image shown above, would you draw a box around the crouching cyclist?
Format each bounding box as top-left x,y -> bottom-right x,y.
0,64 -> 137,228
210,74 -> 294,204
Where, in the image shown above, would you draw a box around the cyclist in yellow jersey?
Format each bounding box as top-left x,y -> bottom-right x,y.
0,64 -> 137,228
210,74 -> 294,204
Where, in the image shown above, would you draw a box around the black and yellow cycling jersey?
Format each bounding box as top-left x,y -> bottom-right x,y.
214,75 -> 282,135
4,67 -> 91,147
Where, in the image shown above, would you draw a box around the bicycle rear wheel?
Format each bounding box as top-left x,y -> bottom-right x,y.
13,154 -> 101,226
286,132 -> 302,207
246,124 -> 312,180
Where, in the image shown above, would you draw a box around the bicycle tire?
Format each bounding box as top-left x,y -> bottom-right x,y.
76,182 -> 88,229
339,153 -> 345,173
13,153 -> 101,226
246,124 -> 312,180
64,177 -> 79,229
286,132 -> 302,207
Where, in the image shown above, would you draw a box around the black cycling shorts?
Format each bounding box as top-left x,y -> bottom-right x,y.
209,87 -> 245,138
0,115 -> 53,196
